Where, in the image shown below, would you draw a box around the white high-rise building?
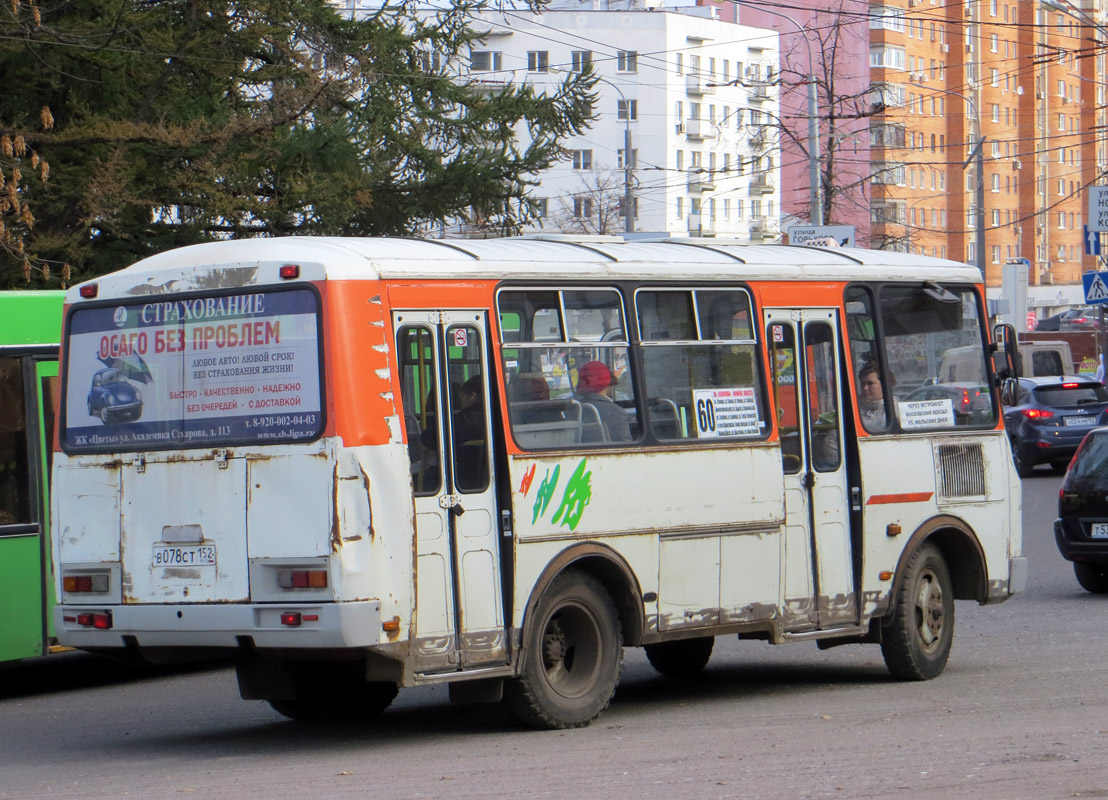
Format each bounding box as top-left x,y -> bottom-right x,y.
451,5 -> 781,240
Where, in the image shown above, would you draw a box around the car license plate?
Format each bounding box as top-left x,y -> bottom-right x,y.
153,544 -> 216,567
1090,523 -> 1108,539
1064,415 -> 1097,427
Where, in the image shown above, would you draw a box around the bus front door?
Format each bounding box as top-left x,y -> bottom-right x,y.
395,311 -> 507,675
765,309 -> 857,632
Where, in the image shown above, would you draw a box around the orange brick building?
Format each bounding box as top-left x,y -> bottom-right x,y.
869,0 -> 1106,290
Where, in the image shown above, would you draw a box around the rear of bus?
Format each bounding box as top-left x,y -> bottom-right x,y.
51,243 -> 412,688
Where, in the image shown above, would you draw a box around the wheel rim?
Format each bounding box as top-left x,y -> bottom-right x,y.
913,568 -> 945,653
539,602 -> 603,699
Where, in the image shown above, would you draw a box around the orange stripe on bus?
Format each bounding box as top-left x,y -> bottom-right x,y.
866,492 -> 934,505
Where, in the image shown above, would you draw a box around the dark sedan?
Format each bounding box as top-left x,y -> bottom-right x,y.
1002,375 -> 1108,477
87,367 -> 143,423
1056,427 -> 1108,593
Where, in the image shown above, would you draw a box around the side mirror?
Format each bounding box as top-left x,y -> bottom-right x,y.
992,323 -> 1021,380
999,377 -> 1019,406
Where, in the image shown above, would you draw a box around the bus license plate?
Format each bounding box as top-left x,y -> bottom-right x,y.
153,544 -> 216,567
1064,416 -> 1096,427
1090,523 -> 1108,539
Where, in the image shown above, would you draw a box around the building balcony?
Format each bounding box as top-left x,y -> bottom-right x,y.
686,72 -> 716,96
687,213 -> 715,237
751,174 -> 775,194
687,169 -> 716,192
682,118 -> 710,140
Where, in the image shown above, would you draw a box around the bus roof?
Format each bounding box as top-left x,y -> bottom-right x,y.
67,236 -> 982,302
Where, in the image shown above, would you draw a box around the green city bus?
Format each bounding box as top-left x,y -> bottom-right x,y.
0,290 -> 65,662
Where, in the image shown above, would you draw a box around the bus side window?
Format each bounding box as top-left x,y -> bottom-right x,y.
396,326 -> 441,496
637,288 -> 767,443
0,357 -> 29,525
498,288 -> 639,449
768,324 -> 802,474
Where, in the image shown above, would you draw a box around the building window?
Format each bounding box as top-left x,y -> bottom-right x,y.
617,99 -> 638,121
617,51 -> 638,72
573,197 -> 593,219
869,46 -> 906,70
571,51 -> 592,72
534,198 -> 548,218
617,149 -> 637,169
470,51 -> 502,72
527,51 -> 549,73
572,150 -> 593,170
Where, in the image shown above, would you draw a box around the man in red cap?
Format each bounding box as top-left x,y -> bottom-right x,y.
576,360 -> 632,442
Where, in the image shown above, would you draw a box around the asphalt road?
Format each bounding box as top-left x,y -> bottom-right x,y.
1,472 -> 1105,800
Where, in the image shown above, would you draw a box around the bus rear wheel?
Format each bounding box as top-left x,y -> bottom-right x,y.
881,543 -> 954,681
505,569 -> 622,730
267,662 -> 398,722
644,637 -> 714,677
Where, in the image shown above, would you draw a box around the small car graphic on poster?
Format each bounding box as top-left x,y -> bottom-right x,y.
87,366 -> 145,424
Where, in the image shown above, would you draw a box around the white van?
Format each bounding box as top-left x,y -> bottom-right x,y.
941,340 -> 1073,382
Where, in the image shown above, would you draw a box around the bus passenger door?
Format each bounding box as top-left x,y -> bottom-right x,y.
0,354 -> 57,661
395,311 -> 507,675
765,310 -> 856,632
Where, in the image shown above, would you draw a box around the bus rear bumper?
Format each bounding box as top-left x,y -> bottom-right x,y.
54,600 -> 383,650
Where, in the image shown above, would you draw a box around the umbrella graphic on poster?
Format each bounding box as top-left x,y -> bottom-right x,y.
98,353 -> 154,384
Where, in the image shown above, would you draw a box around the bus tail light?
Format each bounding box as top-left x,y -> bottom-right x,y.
280,612 -> 302,626
277,569 -> 327,589
63,573 -> 110,593
79,283 -> 98,298
279,264 -> 300,279
73,612 -> 112,629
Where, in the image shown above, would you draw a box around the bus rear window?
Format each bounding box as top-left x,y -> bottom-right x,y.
62,287 -> 324,452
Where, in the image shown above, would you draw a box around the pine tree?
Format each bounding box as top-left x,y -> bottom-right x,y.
0,0 -> 596,287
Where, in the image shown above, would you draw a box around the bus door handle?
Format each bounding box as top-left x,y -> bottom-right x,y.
439,494 -> 465,516
802,471 -> 816,488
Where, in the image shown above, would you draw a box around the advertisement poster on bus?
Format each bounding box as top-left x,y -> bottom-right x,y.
63,288 -> 323,451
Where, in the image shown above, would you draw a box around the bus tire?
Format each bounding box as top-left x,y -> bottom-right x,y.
267,662 -> 398,722
881,543 -> 954,681
505,569 -> 622,729
644,637 -> 714,677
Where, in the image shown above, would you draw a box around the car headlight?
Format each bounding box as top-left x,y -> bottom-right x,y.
134,387 -> 142,401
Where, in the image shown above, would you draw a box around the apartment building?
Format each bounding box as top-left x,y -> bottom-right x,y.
868,0 -> 1107,291
452,5 -> 781,240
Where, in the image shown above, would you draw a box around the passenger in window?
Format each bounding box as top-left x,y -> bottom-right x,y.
857,362 -> 888,431
576,361 -> 632,443
453,375 -> 488,489
509,373 -> 563,423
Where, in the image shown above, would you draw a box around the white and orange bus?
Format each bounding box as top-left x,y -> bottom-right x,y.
52,236 -> 1027,728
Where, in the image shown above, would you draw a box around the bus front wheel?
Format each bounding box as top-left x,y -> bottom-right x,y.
881,543 -> 954,681
506,569 -> 623,729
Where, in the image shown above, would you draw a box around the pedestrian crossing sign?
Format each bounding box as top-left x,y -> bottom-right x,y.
1083,271 -> 1108,304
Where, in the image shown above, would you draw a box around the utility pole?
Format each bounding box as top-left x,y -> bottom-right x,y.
964,136 -> 986,282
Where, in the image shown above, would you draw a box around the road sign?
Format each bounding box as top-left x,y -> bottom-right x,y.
1085,225 -> 1102,256
786,225 -> 855,248
1027,312 -> 1038,331
1088,186 -> 1108,232
1082,270 -> 1108,304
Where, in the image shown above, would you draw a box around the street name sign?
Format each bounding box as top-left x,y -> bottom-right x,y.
786,225 -> 855,248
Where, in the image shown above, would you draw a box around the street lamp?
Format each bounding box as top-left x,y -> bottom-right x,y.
550,67 -> 635,234
922,84 -> 986,281
736,2 -> 822,226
